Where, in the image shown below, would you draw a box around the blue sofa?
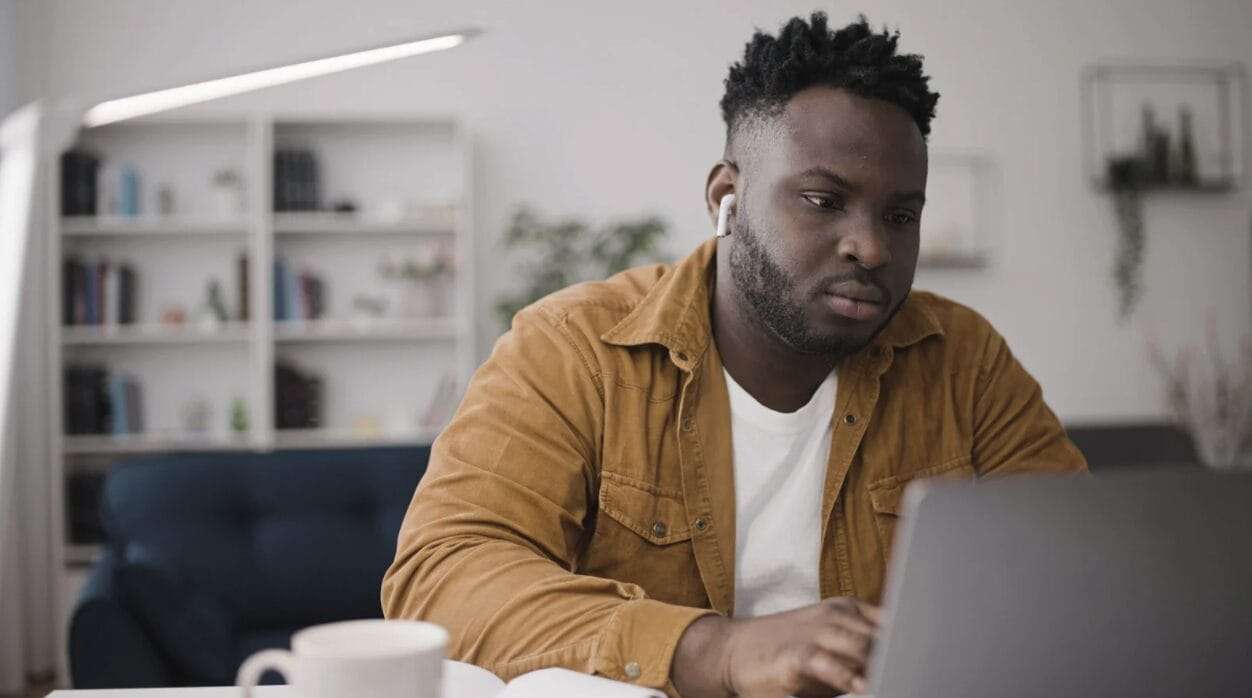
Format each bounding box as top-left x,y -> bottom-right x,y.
69,446 -> 430,688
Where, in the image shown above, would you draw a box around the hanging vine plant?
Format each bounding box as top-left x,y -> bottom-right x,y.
1106,156 -> 1146,320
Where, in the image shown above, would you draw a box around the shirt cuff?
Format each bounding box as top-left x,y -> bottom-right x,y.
591,599 -> 719,692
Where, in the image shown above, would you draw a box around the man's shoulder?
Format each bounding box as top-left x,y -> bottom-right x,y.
514,263 -> 671,338
905,290 -> 1006,357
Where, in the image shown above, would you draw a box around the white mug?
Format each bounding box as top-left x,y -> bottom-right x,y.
237,619 -> 448,698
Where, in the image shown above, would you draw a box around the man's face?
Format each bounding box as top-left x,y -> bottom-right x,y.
728,86 -> 927,357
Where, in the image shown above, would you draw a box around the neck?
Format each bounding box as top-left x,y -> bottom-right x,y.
712,248 -> 839,413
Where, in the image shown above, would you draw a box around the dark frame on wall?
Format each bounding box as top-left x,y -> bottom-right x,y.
1082,61 -> 1248,193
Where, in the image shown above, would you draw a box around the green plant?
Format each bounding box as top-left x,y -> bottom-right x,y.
495,207 -> 670,328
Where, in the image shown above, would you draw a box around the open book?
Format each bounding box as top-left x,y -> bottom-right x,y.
452,663 -> 664,698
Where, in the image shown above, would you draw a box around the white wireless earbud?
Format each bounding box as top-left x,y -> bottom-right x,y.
715,193 -> 736,238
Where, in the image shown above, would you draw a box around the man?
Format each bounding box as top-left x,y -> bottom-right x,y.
382,13 -> 1086,698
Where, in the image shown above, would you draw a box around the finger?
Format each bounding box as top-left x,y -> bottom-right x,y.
812,625 -> 873,665
820,601 -> 877,636
853,601 -> 883,625
797,648 -> 864,694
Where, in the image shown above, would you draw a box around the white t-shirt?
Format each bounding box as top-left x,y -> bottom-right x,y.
725,367 -> 836,618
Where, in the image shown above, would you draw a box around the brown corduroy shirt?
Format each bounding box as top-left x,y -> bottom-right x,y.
381,238 -> 1088,693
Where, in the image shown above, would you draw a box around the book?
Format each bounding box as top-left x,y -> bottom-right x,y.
117,264 -> 137,324
108,373 -> 128,435
237,252 -> 249,321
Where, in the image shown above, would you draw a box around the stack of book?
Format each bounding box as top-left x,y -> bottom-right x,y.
273,148 -> 320,211
275,360 -> 323,430
273,258 -> 327,321
63,257 -> 138,326
63,365 -> 145,435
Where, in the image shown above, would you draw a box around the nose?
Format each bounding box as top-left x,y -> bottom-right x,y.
836,213 -> 891,269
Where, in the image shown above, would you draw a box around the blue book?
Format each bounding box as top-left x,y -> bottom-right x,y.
108,373 -> 128,435
285,262 -> 302,321
273,259 -> 288,321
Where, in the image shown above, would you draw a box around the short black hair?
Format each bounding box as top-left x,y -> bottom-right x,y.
720,12 -> 940,141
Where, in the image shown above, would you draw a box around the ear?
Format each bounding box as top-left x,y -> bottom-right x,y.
704,160 -> 738,228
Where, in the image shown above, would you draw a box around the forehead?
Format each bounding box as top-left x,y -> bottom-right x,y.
759,86 -> 927,185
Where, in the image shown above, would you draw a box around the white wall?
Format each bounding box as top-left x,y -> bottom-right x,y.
15,0 -> 1252,424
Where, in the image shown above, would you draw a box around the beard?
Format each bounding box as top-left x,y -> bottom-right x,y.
727,209 -> 900,357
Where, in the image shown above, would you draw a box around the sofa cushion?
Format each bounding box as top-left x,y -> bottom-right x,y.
102,447 -> 428,632
114,545 -> 237,684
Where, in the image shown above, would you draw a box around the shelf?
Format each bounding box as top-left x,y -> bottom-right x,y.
61,215 -> 250,237
65,544 -> 102,567
273,210 -> 456,236
63,322 -> 251,346
274,428 -> 441,449
274,318 -> 459,342
63,432 -> 257,455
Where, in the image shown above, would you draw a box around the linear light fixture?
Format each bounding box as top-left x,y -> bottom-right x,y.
83,28 -> 480,127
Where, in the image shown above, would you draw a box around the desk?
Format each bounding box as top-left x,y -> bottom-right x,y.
47,660 -> 505,698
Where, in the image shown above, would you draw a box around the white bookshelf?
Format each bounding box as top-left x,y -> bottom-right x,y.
46,114 -> 476,683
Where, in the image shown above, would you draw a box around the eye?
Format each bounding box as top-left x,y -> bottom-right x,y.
801,192 -> 844,210
886,210 -> 919,226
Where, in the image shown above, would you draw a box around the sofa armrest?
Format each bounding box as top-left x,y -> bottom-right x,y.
69,550 -> 177,688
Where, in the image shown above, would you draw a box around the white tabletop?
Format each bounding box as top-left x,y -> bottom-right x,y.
47,660 -> 505,698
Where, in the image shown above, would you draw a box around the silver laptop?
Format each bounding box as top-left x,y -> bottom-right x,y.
869,468 -> 1252,697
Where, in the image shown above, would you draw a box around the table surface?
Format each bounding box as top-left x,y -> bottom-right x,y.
47,660 -> 506,698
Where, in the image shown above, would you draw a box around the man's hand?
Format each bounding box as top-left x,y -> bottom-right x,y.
671,597 -> 881,698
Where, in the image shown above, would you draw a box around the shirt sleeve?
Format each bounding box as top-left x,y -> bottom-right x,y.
380,305 -> 714,693
970,328 -> 1090,477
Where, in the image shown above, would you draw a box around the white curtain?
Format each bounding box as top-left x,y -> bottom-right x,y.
0,106 -> 58,693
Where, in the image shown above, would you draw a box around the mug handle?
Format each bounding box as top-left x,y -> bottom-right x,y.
237,649 -> 296,697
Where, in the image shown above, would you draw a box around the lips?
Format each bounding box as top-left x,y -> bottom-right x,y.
823,281 -> 886,321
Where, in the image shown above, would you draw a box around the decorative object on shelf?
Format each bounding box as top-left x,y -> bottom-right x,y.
230,397 -> 249,433
1084,62 -> 1247,320
273,148 -> 321,212
155,183 -> 175,215
181,396 -> 212,433
210,168 -> 246,217
330,198 -> 358,214
192,278 -> 229,328
918,152 -> 994,269
379,243 -> 454,318
1148,321 -> 1252,470
494,207 -> 670,328
1084,62 -> 1246,191
352,415 -> 383,438
60,150 -> 100,216
159,306 -> 187,325
351,294 -> 387,319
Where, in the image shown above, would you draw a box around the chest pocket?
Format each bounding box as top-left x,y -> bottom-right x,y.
867,456 -> 976,554
579,473 -> 708,608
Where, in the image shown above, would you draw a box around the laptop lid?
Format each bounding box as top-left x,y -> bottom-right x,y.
868,468 -> 1252,697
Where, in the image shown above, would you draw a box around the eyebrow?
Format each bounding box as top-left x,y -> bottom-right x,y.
796,166 -> 926,206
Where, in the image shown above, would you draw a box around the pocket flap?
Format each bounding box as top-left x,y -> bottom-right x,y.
598,473 -> 692,544
868,457 -> 976,515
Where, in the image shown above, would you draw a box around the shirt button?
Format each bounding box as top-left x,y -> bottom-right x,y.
844,414 -> 857,425
651,521 -> 668,537
675,351 -> 688,362
624,661 -> 642,680
682,417 -> 695,432
693,517 -> 708,532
